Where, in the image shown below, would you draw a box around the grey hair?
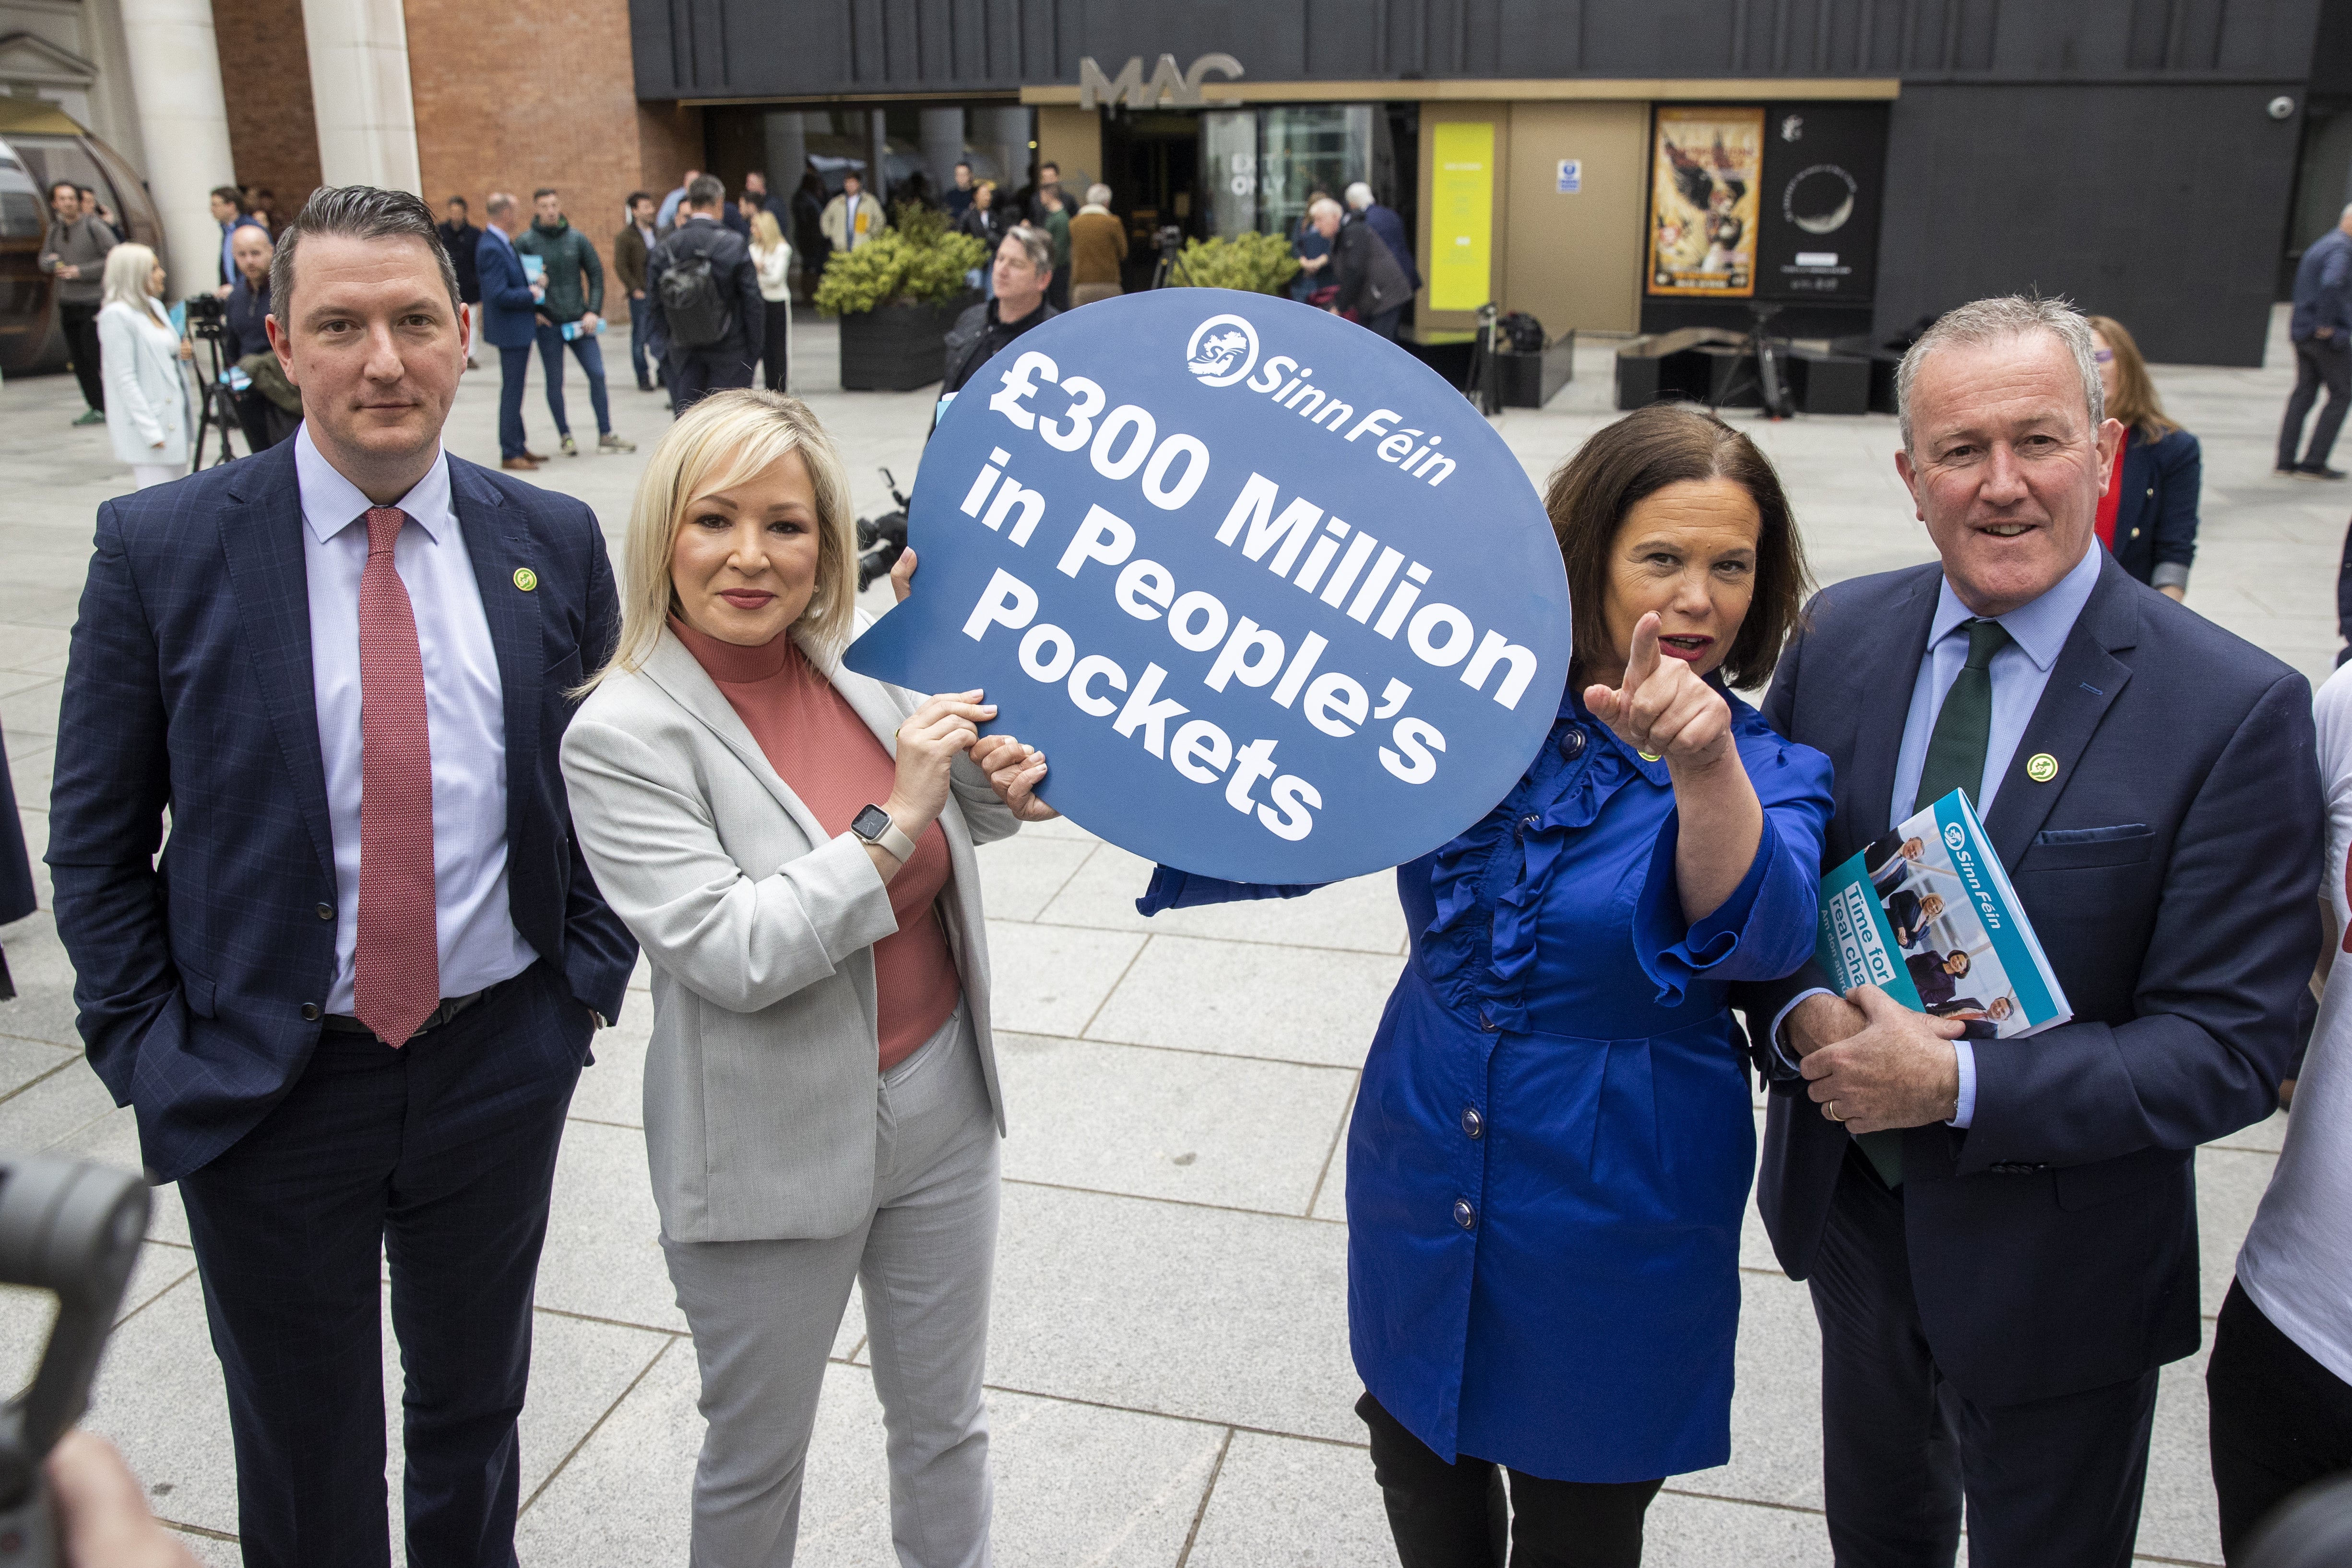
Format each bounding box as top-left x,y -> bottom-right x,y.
271,185 -> 461,327
1085,182 -> 1112,206
484,190 -> 516,218
1895,294 -> 2103,453
1345,181 -> 1373,209
1001,222 -> 1053,274
1308,196 -> 1343,222
686,173 -> 724,207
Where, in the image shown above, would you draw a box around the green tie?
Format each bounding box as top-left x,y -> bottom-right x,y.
1860,617 -> 2012,1189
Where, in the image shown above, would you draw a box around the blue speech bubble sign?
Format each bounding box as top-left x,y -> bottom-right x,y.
845,288 -> 1572,884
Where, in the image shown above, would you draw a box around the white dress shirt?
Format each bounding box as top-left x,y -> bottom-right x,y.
296,426 -> 537,1015
2234,662 -> 2352,1384
1779,541 -> 2103,1127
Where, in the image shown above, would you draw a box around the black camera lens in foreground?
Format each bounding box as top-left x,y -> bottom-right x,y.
0,1154 -> 147,1562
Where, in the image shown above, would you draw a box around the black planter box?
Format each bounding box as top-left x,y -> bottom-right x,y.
837,295 -> 975,392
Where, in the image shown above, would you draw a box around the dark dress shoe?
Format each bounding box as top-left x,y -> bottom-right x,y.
2297,464 -> 2349,481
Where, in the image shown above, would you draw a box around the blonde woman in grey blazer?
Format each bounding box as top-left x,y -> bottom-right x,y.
561,390 -> 1053,1567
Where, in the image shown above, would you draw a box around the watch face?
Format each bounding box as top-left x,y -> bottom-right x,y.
852,805 -> 893,840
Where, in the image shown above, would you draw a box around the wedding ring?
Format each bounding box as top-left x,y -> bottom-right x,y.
1824,1101 -> 1846,1124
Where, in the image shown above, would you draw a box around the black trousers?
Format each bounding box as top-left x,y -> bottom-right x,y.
1810,1147 -> 2160,1568
1357,1391 -> 1664,1568
759,298 -> 790,392
2280,335 -> 2351,471
177,963 -> 586,1568
59,299 -> 103,411
2209,1279 -> 2352,1563
665,345 -> 756,415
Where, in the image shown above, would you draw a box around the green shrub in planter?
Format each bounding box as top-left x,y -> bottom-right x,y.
1162,232 -> 1303,296
814,202 -> 989,317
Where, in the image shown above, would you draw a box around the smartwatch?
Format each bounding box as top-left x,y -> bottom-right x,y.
850,804 -> 917,863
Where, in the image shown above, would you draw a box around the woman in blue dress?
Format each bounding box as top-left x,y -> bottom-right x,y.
1144,404 -> 1834,1565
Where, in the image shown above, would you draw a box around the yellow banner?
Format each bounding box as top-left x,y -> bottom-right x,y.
1429,122 -> 1494,312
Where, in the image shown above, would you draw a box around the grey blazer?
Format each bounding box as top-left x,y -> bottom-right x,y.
560,623 -> 1019,1244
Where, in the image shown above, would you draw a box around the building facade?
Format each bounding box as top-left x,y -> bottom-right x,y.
28,0 -> 2352,366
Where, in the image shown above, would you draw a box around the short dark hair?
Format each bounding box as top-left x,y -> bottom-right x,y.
74,185 -> 93,198
1542,402 -> 1812,689
47,180 -> 74,202
445,195 -> 468,209
1040,161 -> 1059,174
626,190 -> 653,208
842,170 -> 862,187
270,185 -> 461,328
211,185 -> 245,209
686,174 -> 724,207
533,187 -> 558,201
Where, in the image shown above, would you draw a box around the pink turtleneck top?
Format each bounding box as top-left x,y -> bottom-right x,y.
671,618 -> 960,1070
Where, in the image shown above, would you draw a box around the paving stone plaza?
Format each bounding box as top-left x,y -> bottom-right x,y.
0,309 -> 2339,1566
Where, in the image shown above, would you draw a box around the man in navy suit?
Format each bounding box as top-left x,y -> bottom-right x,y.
477,190 -> 546,470
47,185 -> 636,1568
1735,295 -> 2319,1567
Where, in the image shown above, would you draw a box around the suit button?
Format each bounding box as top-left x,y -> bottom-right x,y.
1453,1199 -> 1476,1229
300,1003 -> 321,1021
1478,1009 -> 1498,1033
1461,1106 -> 1484,1139
314,903 -> 333,921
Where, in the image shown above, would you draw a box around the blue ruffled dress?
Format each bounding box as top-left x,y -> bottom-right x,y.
1144,685 -> 1833,1481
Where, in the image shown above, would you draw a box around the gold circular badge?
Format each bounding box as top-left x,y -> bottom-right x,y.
2026,752 -> 2058,783
512,567 -> 538,592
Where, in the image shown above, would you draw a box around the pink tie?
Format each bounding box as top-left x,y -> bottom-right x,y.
353,507 -> 440,1047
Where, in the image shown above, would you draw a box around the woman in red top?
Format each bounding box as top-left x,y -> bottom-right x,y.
2088,314 -> 2202,602
562,389 -> 1053,1566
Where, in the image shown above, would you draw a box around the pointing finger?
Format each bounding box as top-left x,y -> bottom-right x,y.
1623,613 -> 1663,695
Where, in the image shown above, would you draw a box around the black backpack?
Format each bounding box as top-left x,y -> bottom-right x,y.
658,234 -> 733,349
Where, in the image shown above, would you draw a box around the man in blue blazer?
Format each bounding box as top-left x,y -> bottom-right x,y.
1735,297 -> 2319,1567
477,190 -> 546,470
47,186 -> 636,1568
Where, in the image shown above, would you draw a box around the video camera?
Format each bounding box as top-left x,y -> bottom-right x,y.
181,293 -> 226,340
0,1154 -> 148,1565
855,467 -> 912,593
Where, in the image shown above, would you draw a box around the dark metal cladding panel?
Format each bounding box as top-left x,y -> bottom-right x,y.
1873,82 -> 2303,366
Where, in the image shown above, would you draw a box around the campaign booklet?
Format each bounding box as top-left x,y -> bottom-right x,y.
519,254 -> 546,284
1813,788 -> 2071,1040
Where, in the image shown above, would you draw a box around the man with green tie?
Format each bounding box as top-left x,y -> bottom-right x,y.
1732,295 -> 2319,1568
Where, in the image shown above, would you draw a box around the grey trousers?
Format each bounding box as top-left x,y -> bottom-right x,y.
662,1005 -> 999,1568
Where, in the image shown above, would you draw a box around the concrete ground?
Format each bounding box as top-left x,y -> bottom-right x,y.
0,303 -> 2339,1566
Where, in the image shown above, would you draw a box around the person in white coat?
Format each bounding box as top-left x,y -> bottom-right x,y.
95,243 -> 192,487
748,208 -> 792,393
560,389 -> 1055,1567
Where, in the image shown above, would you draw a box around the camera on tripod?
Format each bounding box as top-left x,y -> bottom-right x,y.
855,467 -> 912,593
181,293 -> 226,339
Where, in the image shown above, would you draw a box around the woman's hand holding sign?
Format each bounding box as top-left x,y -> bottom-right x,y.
874,691 -> 992,879
892,545 -> 1058,823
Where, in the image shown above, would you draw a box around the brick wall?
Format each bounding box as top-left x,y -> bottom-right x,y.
210,0 -> 322,216
403,0 -> 696,324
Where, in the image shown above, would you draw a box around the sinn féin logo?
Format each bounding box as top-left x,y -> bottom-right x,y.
1943,822 -> 1966,851
1185,314 -> 1258,387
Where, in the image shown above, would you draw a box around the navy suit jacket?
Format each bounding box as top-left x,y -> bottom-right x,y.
46,439 -> 637,1183
1735,551 -> 2319,1406
2107,426 -> 2200,588
475,228 -> 539,349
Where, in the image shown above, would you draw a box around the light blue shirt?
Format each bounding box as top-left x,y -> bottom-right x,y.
295,427 -> 537,1015
656,184 -> 689,232
1779,541 -> 2102,1127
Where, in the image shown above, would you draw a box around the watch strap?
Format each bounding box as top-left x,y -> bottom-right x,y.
872,818 -> 917,863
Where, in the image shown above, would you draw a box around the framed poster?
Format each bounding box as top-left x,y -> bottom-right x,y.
1429,121 -> 1495,311
1754,102 -> 1889,304
1647,106 -> 1764,297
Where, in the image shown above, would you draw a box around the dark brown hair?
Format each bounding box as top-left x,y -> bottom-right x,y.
1543,402 -> 1812,689
271,185 -> 459,327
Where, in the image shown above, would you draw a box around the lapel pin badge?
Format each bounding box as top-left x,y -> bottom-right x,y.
2026,753 -> 2058,784
512,567 -> 538,592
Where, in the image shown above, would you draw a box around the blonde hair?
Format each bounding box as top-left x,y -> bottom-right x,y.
101,243 -> 161,312
2085,314 -> 2179,443
586,389 -> 858,691
750,208 -> 784,251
